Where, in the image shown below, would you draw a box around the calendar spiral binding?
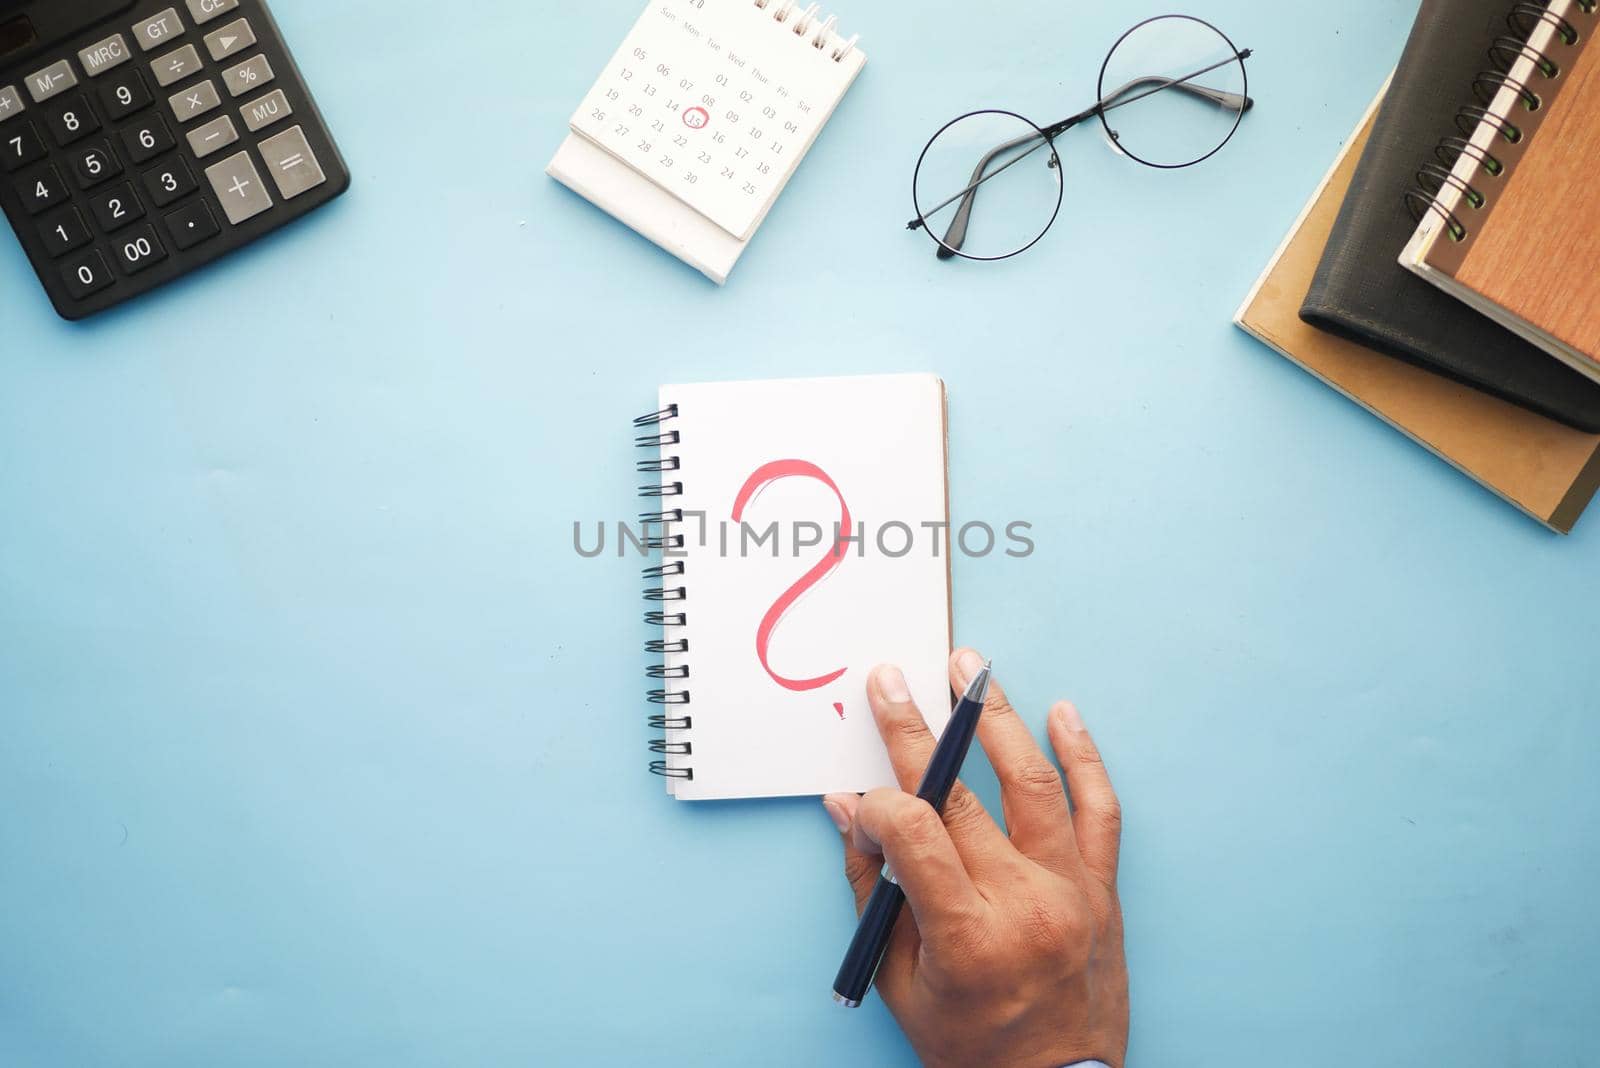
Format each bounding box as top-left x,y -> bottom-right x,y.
751,0 -> 861,63
635,404 -> 693,781
1404,0 -> 1595,244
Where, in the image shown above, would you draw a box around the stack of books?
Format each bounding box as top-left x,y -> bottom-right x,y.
1236,0 -> 1600,533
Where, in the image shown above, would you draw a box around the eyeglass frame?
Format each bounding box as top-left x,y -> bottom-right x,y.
907,14 -> 1254,263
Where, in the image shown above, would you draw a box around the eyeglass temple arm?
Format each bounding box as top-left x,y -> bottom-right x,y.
1047,60 -> 1255,137
922,130 -> 1056,259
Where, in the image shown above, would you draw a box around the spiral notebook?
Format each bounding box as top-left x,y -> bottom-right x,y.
549,0 -> 866,284
1402,0 -> 1600,383
635,374 -> 953,800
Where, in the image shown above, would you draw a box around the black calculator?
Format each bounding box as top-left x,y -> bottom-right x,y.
0,0 -> 347,320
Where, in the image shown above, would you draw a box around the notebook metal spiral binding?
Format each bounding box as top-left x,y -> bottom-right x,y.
1404,0 -> 1595,245
636,405 -> 693,781
751,0 -> 860,62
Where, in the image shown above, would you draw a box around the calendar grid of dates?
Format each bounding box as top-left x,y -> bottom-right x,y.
0,0 -> 348,320
570,1 -> 860,242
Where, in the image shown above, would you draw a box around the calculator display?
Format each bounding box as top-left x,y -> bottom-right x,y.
0,14 -> 37,61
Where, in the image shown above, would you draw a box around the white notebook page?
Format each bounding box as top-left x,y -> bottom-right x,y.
571,0 -> 865,242
652,375 -> 953,800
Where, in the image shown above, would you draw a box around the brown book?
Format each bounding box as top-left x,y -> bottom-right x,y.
1403,0 -> 1600,382
1237,86 -> 1600,534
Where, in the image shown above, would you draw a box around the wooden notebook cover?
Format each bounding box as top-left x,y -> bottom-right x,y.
1237,94 -> 1600,533
1451,34 -> 1600,364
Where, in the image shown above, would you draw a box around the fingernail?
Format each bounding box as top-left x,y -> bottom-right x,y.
875,665 -> 911,703
955,649 -> 984,684
1054,702 -> 1085,732
822,797 -> 852,833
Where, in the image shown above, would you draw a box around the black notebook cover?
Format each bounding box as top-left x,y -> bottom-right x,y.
1301,0 -> 1600,433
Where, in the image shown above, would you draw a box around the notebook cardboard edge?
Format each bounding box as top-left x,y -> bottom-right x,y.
1235,80 -> 1600,535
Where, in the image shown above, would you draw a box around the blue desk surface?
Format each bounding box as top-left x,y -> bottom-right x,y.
4,1 -> 1598,1065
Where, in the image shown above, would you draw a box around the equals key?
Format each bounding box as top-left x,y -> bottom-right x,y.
258,125 -> 325,200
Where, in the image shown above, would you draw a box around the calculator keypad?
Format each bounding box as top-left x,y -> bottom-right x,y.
0,0 -> 349,320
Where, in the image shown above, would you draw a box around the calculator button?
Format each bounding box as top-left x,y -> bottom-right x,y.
134,8 -> 185,53
222,55 -> 273,98
47,96 -> 101,147
89,182 -> 145,231
111,223 -> 167,274
61,249 -> 115,299
79,34 -> 133,78
38,206 -> 93,256
186,0 -> 241,26
122,115 -> 176,164
204,19 -> 256,62
15,163 -> 67,214
164,199 -> 218,249
205,150 -> 271,224
152,45 -> 203,89
169,80 -> 221,123
186,114 -> 238,158
1,120 -> 45,173
240,88 -> 292,132
0,86 -> 23,122
258,125 -> 326,201
71,140 -> 123,189
101,68 -> 153,120
143,157 -> 197,206
25,61 -> 78,104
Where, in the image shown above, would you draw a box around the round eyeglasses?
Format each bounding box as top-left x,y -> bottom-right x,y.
908,14 -> 1253,262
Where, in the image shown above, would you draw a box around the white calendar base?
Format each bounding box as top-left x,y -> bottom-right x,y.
548,134 -> 744,286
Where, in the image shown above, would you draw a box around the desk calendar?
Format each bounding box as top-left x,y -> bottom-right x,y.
548,0 -> 865,284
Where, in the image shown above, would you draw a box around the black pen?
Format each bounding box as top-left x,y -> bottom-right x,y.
832,659 -> 992,1008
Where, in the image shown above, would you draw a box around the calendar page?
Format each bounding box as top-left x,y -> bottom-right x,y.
570,1 -> 866,242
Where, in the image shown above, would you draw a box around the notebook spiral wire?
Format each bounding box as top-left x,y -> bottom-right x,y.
635,405 -> 693,780
1404,0 -> 1594,242
751,0 -> 860,62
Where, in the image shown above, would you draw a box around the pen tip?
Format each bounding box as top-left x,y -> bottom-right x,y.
963,660 -> 992,703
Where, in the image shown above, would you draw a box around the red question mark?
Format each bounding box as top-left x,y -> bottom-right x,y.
731,459 -> 851,693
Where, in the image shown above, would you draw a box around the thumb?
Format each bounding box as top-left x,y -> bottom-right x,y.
824,793 -> 880,915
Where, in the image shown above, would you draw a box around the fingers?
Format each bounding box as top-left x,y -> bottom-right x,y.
950,649 -> 1078,876
868,665 -> 1013,872
823,791 -> 918,1003
849,787 -> 987,942
824,792 -> 878,914
1047,702 -> 1122,891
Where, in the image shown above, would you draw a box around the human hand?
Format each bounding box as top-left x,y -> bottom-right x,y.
823,649 -> 1129,1068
